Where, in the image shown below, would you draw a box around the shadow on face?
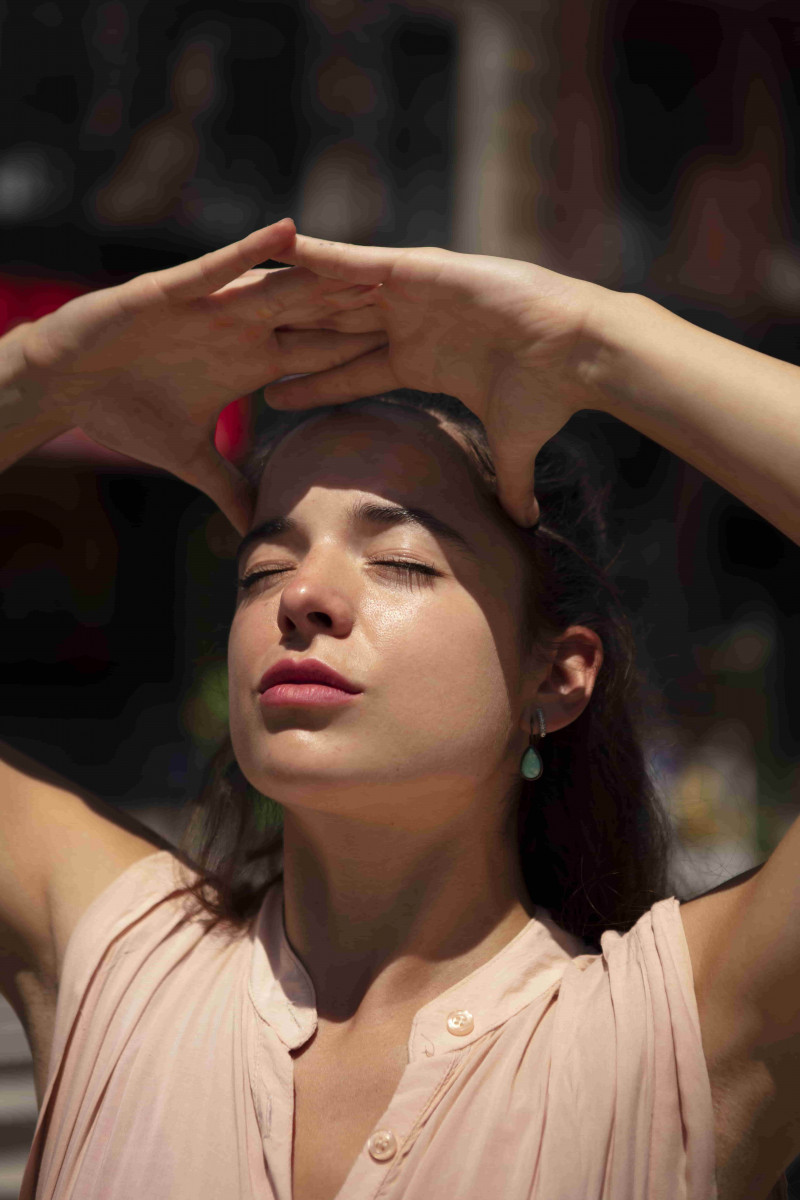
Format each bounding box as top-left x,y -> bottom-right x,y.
226,403 -> 543,831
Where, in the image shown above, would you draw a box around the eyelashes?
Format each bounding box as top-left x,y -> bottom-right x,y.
237,557 -> 441,591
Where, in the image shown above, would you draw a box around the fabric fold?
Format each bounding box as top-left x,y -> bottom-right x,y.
21,851 -> 728,1199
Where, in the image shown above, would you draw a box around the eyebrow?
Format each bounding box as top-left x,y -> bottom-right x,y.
236,499 -> 479,563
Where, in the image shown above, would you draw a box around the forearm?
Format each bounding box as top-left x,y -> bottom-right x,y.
591,293 -> 800,546
0,324 -> 72,473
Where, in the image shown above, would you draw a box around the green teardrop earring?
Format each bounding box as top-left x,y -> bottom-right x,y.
520,708 -> 546,780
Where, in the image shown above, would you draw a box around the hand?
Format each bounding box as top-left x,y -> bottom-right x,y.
264,236 -> 614,525
19,219 -> 385,532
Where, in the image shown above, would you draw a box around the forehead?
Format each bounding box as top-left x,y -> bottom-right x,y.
250,406 -> 532,626
254,406 -> 489,521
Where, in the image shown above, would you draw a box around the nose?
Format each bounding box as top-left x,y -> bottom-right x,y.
276,557 -> 355,640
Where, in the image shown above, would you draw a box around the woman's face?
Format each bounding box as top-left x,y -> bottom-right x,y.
228,405 -> 543,830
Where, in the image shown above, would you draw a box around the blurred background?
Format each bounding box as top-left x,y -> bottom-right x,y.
1,0 -> 799,1193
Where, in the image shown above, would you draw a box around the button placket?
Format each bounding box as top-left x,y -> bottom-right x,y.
446,1009 -> 474,1036
367,1128 -> 398,1162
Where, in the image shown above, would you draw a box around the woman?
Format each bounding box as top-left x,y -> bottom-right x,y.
1,218 -> 798,1200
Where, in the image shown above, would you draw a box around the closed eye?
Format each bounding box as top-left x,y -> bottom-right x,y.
237,567 -> 289,590
237,558 -> 441,590
371,557 -> 440,578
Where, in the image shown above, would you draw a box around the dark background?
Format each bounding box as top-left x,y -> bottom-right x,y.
1,0 -> 800,1192
1,0 -> 799,876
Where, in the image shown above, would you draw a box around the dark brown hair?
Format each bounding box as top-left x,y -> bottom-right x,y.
177,390 -> 676,950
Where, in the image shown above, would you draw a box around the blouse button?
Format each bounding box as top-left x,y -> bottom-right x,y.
446,1009 -> 474,1036
367,1129 -> 398,1162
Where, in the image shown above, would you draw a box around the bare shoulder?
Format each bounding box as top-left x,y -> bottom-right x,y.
0,741 -> 193,1104
0,741 -> 185,993
45,792 -> 182,979
678,861 -> 764,988
679,862 -> 799,1200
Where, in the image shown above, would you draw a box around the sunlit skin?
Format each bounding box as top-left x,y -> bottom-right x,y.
228,403 -> 603,1025
5,213 -> 800,1195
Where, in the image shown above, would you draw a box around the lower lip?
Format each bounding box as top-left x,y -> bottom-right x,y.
259,682 -> 361,707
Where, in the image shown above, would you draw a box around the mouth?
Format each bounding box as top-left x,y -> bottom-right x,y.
257,658 -> 363,708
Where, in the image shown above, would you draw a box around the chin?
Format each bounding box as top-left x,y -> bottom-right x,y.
237,746 -> 365,799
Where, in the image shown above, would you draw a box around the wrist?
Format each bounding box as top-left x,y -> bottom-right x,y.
0,324 -> 73,466
578,289 -> 716,425
573,289 -> 664,418
1,322 -> 54,409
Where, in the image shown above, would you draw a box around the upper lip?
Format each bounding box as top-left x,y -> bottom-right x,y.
258,658 -> 362,694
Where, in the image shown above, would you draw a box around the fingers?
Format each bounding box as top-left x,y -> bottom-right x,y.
265,343 -> 396,410
208,267 -> 381,325
317,283 -> 383,311
275,233 -> 402,286
270,280 -> 381,325
149,219 -> 297,304
275,329 -> 388,377
484,429 -> 541,528
180,448 -> 255,535
215,265 -> 376,304
277,307 -> 386,335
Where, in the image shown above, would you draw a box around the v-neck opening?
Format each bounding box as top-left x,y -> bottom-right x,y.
287,1022 -> 463,1200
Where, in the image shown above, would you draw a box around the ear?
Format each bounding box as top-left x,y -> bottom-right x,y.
522,625 -> 604,736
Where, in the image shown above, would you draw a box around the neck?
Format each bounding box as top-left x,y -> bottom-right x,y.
280,785 -> 535,1025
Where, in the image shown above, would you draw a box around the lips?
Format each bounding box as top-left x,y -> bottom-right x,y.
257,658 -> 362,695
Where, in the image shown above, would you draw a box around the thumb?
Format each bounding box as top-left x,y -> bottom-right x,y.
485,429 -> 541,528
180,448 -> 256,537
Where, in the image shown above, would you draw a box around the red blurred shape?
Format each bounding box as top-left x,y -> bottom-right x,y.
214,396 -> 252,463
0,274 -> 89,330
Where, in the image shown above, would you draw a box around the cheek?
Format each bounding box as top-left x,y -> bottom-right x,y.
227,612 -> 247,689
224,583 -> 522,791
368,591 -> 517,746
226,607 -> 266,740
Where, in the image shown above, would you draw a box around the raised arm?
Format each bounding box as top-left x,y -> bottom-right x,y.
262,232 -> 800,1192
594,295 -> 800,547
264,235 -> 800,542
0,221 -> 385,1100
2,218 -> 384,530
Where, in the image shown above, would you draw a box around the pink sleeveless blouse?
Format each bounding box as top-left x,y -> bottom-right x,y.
18,848 -> 778,1199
